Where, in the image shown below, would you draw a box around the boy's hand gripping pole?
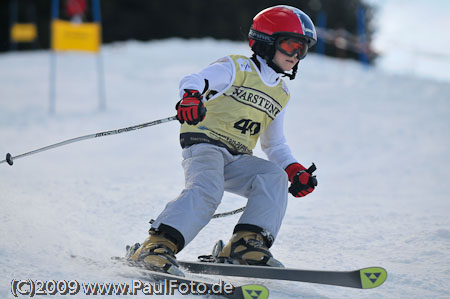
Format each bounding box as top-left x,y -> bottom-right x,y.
1,116 -> 178,166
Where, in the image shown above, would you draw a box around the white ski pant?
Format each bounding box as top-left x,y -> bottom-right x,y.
151,143 -> 289,248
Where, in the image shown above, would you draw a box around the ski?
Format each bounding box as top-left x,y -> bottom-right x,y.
178,260 -> 387,289
71,255 -> 268,299
128,266 -> 269,299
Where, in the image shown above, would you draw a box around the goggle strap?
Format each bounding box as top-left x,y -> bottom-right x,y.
248,29 -> 275,45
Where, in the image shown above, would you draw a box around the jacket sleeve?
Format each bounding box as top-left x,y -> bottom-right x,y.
179,57 -> 234,98
260,107 -> 298,170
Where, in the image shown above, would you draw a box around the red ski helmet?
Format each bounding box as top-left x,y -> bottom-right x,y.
249,5 -> 317,48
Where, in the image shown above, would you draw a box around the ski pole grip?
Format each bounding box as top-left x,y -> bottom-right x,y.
306,163 -> 316,175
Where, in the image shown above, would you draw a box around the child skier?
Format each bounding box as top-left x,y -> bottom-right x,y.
129,5 -> 318,276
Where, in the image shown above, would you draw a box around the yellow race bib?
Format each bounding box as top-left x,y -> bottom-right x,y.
180,55 -> 290,154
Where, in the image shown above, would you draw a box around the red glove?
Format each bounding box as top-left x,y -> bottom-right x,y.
176,89 -> 206,125
285,163 -> 317,197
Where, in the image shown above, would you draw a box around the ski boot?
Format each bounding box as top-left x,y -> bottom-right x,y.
216,230 -> 284,267
127,230 -> 184,277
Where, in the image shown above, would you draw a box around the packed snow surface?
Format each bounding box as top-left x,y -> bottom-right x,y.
1,39 -> 450,298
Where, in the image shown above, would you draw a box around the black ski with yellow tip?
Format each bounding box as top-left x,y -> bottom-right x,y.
178,260 -> 387,289
71,254 -> 269,299
129,266 -> 269,299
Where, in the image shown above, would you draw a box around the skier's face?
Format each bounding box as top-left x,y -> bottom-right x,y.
272,49 -> 299,72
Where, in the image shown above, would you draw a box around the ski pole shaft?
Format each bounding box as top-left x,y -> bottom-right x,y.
1,115 -> 178,166
212,206 -> 245,219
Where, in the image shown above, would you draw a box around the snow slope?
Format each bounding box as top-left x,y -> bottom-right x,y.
1,39 -> 450,298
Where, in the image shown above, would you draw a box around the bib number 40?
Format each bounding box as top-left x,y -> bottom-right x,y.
234,119 -> 261,135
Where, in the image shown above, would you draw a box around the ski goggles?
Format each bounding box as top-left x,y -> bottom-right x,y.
275,37 -> 309,60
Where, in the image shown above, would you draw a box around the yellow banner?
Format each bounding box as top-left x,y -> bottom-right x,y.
11,23 -> 38,42
51,20 -> 101,52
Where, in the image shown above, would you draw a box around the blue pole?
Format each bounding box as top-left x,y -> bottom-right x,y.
316,11 -> 327,55
51,0 -> 59,18
357,5 -> 369,65
49,0 -> 59,115
92,0 -> 106,111
92,0 -> 101,22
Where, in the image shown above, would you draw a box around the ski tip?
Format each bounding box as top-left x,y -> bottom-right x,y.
241,284 -> 269,299
359,267 -> 387,289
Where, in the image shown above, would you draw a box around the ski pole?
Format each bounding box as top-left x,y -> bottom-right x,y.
212,206 -> 245,219
1,115 -> 178,166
